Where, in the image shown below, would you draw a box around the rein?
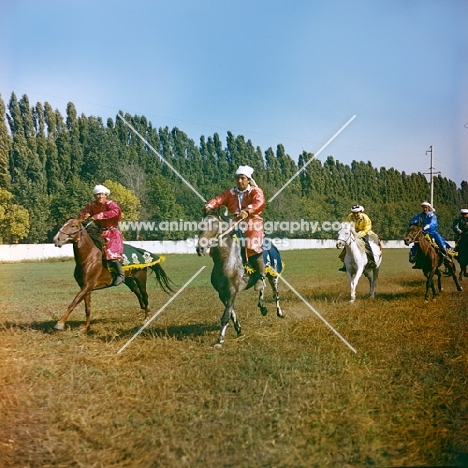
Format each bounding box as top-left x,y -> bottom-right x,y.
408,226 -> 424,245
58,220 -> 93,246
338,229 -> 353,246
201,214 -> 240,246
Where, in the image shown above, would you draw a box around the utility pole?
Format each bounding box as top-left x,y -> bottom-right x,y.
424,146 -> 440,207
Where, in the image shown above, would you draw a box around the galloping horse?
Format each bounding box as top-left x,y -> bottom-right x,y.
336,222 -> 382,303
455,232 -> 468,280
404,224 -> 462,301
196,210 -> 284,347
53,217 -> 174,331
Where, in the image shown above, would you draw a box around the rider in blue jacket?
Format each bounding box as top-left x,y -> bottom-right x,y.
409,201 -> 454,265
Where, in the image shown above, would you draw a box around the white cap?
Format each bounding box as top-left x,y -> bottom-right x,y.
421,201 -> 432,208
235,165 -> 254,179
93,184 -> 110,195
351,204 -> 364,213
461,208 -> 468,214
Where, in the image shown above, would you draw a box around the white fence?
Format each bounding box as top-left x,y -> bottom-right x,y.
0,239 -> 407,262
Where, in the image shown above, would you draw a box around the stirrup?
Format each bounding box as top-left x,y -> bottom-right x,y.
113,275 -> 125,286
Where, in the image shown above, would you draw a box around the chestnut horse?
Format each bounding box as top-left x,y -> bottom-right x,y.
404,224 -> 462,301
53,217 -> 174,331
196,210 -> 284,347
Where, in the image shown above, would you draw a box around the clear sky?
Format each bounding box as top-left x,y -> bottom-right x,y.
1,0 -> 467,188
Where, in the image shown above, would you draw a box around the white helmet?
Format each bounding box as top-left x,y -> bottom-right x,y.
93,184 -> 110,195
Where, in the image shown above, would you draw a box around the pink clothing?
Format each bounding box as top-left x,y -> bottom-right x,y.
205,185 -> 266,256
79,200 -> 124,260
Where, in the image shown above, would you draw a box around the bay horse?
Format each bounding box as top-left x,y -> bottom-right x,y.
336,222 -> 381,303
404,224 -> 462,302
196,210 -> 284,347
53,217 -> 174,332
455,232 -> 468,280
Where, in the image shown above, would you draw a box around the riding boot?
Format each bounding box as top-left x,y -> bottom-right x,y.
338,248 -> 346,271
109,260 -> 125,286
252,255 -> 266,291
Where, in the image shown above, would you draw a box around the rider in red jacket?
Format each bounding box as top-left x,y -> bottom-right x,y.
80,184 -> 125,286
204,165 -> 266,291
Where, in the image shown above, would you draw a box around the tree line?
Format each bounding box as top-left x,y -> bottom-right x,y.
1,92 -> 467,244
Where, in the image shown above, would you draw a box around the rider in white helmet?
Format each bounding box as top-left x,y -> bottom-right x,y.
408,201 -> 455,267
80,184 -> 125,286
338,204 -> 378,271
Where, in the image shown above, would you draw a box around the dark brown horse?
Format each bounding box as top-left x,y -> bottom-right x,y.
404,224 -> 462,301
53,217 -> 174,331
455,232 -> 468,280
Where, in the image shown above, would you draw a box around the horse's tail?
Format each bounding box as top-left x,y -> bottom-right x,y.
150,263 -> 176,294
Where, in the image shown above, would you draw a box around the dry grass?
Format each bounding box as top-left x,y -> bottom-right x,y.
0,249 -> 467,467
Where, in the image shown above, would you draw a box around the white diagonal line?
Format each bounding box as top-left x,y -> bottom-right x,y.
279,275 -> 357,353
269,115 -> 356,202
117,266 -> 206,354
117,112 -> 206,202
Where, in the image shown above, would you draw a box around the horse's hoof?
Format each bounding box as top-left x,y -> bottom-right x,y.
214,343 -> 223,350
458,286 -> 463,291
260,306 -> 268,316
277,309 -> 285,318
54,322 -> 65,330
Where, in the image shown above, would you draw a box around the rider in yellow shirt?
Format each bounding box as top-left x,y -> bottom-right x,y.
338,204 -> 376,271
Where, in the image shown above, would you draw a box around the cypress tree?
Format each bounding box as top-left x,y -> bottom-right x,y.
0,95 -> 11,189
43,103 -> 62,194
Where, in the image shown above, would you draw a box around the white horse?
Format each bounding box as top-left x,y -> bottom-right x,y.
336,222 -> 382,303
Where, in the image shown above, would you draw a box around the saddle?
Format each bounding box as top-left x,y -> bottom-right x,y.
424,234 -> 457,258
233,231 -> 284,276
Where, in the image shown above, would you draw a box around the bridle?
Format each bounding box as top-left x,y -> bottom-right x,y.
57,220 -> 90,246
406,225 -> 423,245
198,213 -> 241,249
337,225 -> 354,247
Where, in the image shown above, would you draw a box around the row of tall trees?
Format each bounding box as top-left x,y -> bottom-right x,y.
1,92 -> 467,243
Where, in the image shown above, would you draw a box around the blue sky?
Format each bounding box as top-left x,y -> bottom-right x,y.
1,0 -> 467,189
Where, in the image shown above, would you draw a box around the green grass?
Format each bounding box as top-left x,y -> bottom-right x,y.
0,249 -> 467,467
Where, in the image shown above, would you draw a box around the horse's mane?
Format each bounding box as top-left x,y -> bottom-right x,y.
347,222 -> 366,253
84,222 -> 105,251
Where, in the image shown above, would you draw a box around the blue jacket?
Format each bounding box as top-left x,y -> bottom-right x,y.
410,211 -> 438,233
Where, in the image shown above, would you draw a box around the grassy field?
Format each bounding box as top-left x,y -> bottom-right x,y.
0,249 -> 467,467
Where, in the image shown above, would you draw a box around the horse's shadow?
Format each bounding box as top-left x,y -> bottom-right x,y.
3,320 -> 220,341
112,323 -> 220,341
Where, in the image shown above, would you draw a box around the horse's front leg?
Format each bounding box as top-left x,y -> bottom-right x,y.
257,285 -> 268,316
55,286 -> 92,330
83,293 -> 91,332
424,270 -> 437,302
216,297 -> 241,347
348,269 -> 363,303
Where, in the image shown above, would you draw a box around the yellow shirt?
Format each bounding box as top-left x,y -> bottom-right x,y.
345,213 -> 372,238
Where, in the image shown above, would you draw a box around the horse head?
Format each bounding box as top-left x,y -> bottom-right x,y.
54,217 -> 85,247
196,212 -> 221,256
336,222 -> 355,249
404,224 -> 422,246
196,207 -> 236,256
